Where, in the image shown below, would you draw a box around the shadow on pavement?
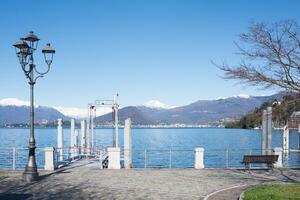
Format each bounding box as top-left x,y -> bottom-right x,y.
0,193 -> 32,200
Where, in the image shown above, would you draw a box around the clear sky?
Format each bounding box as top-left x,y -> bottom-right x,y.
0,0 -> 300,108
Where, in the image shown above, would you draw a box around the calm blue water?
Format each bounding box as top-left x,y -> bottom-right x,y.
0,128 -> 299,168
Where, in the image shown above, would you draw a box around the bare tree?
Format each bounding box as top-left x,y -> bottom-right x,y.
217,20 -> 300,94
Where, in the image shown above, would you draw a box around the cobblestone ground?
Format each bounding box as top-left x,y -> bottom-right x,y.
0,159 -> 299,200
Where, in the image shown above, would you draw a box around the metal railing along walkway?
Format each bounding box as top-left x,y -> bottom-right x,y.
128,148 -> 300,169
0,147 -> 299,170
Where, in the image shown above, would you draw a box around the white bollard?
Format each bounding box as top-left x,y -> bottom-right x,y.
298,124 -> 300,149
262,110 -> 267,155
266,107 -> 272,155
86,120 -> 90,154
91,109 -> 94,151
273,147 -> 283,168
57,119 -> 63,161
80,120 -> 86,154
108,147 -> 121,169
194,147 -> 205,169
74,130 -> 79,157
70,119 -> 76,158
283,125 -> 289,153
44,147 -> 55,170
124,118 -> 132,169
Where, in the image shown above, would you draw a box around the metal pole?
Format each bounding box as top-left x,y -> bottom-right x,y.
57,119 -> 63,161
114,94 -> 119,148
23,74 -> 39,182
14,32 -> 55,182
249,149 -> 252,168
12,148 -> 16,170
91,108 -> 94,151
99,149 -> 103,169
144,149 -> 147,168
169,149 -> 172,168
225,149 -> 228,168
86,111 -> 90,155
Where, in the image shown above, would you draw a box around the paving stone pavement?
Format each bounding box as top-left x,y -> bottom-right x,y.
0,159 -> 299,200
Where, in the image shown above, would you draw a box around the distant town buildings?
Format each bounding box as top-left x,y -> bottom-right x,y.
288,111 -> 300,129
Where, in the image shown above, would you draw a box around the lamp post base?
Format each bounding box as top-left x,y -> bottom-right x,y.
23,170 -> 39,183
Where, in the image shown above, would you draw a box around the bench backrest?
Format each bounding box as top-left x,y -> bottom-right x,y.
242,155 -> 279,164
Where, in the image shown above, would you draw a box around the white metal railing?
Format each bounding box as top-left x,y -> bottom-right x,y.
130,149 -> 195,168
0,147 -> 45,170
1,147 -> 299,170
130,148 -> 300,169
54,146 -> 108,168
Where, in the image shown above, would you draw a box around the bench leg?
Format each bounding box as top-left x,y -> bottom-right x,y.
245,163 -> 250,172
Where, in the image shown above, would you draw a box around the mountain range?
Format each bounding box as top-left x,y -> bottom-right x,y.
95,93 -> 285,126
0,93 -> 285,126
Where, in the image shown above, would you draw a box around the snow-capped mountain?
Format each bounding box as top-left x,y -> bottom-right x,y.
141,100 -> 176,109
54,106 -> 112,119
0,98 -> 38,107
0,92 -> 287,125
54,106 -> 88,118
216,94 -> 251,100
0,98 -> 66,124
96,93 -> 286,125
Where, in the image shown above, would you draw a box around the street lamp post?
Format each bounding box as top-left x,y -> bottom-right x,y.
13,31 -> 55,182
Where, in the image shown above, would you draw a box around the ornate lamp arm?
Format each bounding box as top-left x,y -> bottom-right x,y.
20,63 -> 34,83
34,63 -> 51,76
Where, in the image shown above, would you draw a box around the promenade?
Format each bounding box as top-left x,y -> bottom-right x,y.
0,159 -> 299,200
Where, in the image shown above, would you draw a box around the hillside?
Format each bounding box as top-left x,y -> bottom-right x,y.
0,105 -> 67,125
225,95 -> 300,129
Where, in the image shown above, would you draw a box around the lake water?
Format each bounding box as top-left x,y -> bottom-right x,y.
0,128 -> 299,169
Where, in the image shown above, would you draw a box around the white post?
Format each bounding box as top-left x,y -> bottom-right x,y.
70,119 -> 75,158
114,94 -> 119,147
86,120 -> 90,154
44,147 -> 55,170
108,147 -> 121,169
298,124 -> 300,149
267,107 -> 272,155
57,118 -> 63,161
124,118 -> 132,169
12,147 -> 16,170
194,147 -> 205,169
262,110 -> 267,155
91,108 -> 94,151
283,125 -> 289,153
74,130 -> 79,157
273,147 -> 283,168
80,120 -> 86,154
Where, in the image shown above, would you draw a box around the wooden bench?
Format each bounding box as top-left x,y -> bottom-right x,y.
241,155 -> 279,170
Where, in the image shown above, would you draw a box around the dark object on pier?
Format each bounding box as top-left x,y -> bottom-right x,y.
241,155 -> 279,170
102,156 -> 109,169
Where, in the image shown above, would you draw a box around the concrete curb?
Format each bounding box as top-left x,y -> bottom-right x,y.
238,190 -> 245,200
238,185 -> 257,200
203,184 -> 248,200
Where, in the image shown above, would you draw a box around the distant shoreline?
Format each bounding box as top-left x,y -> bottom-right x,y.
0,126 -> 226,129
1,125 -> 297,130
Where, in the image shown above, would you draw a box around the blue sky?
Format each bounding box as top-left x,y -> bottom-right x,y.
0,0 -> 300,107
